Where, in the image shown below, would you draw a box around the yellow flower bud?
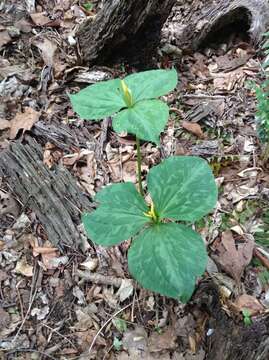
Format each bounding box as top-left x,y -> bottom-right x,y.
120,80 -> 133,108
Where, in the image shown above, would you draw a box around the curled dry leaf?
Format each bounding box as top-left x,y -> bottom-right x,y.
33,37 -> 57,66
14,258 -> 33,277
9,107 -> 40,139
234,294 -> 264,316
181,121 -> 205,139
212,230 -> 254,282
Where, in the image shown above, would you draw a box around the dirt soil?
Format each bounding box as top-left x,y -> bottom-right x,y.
0,1 -> 269,359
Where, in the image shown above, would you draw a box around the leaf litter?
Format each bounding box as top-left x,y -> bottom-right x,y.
0,0 -> 269,358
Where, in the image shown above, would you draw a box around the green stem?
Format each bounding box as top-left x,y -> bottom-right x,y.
136,136 -> 143,196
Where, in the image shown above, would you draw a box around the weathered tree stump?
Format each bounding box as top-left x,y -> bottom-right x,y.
163,0 -> 269,51
0,137 -> 93,251
192,281 -> 269,360
77,0 -> 176,65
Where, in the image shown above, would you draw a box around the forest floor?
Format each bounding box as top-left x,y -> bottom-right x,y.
0,1 -> 269,359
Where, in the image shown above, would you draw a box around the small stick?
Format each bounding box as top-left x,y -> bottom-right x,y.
77,269 -> 127,288
88,302 -> 133,356
254,247 -> 269,270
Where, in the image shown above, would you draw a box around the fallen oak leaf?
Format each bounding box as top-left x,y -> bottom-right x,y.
212,230 -> 254,282
182,120 -> 205,139
9,107 -> 40,139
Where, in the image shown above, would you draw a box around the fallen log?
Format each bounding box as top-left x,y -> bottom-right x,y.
77,0 -> 176,65
0,137 -> 93,251
164,0 -> 269,51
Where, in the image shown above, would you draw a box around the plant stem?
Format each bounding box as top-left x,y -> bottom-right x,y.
136,136 -> 143,196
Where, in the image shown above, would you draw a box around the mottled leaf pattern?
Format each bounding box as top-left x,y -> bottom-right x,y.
113,100 -> 169,144
69,78 -> 125,120
124,68 -> 178,102
147,156 -> 217,221
82,155 -> 217,301
69,69 -> 177,143
82,183 -> 149,246
128,223 -> 207,302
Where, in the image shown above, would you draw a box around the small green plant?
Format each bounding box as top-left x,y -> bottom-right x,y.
70,69 -> 218,302
253,32 -> 269,161
242,309 -> 252,326
82,2 -> 93,11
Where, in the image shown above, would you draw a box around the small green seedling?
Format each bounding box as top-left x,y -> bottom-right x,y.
242,309 -> 252,326
70,69 -> 218,302
113,337 -> 122,351
82,2 -> 93,11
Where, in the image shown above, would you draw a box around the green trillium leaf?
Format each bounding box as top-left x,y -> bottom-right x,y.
147,156 -> 218,222
113,99 -> 169,144
69,78 -> 126,120
128,222 -> 207,302
125,68 -> 178,102
82,183 -> 149,246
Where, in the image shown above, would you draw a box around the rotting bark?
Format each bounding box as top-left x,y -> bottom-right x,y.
32,119 -> 96,151
0,137 -> 93,251
191,281 -> 269,360
163,0 -> 269,51
77,0 -> 176,65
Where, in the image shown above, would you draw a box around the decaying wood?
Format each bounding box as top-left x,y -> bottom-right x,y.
192,281 -> 269,360
77,0 -> 176,64
0,137 -> 93,251
32,120 -> 96,151
164,0 -> 269,51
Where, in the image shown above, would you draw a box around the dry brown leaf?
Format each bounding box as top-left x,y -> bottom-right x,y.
33,37 -> 57,66
234,294 -> 264,316
212,231 -> 254,282
30,12 -> 51,26
15,258 -> 33,277
182,121 -> 204,139
0,30 -> 12,48
148,327 -> 177,352
9,107 -> 40,139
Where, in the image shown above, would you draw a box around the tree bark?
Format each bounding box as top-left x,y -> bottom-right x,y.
191,280 -> 269,360
77,0 -> 176,66
0,137 -> 93,251
163,0 -> 269,51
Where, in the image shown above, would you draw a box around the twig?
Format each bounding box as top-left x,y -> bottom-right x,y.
6,348 -> 58,360
77,269 -> 126,287
88,302 -> 133,356
254,247 -> 269,270
12,263 -> 39,344
41,323 -> 77,349
182,94 -> 226,99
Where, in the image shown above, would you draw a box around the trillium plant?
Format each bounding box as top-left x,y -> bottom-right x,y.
70,69 -> 218,302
